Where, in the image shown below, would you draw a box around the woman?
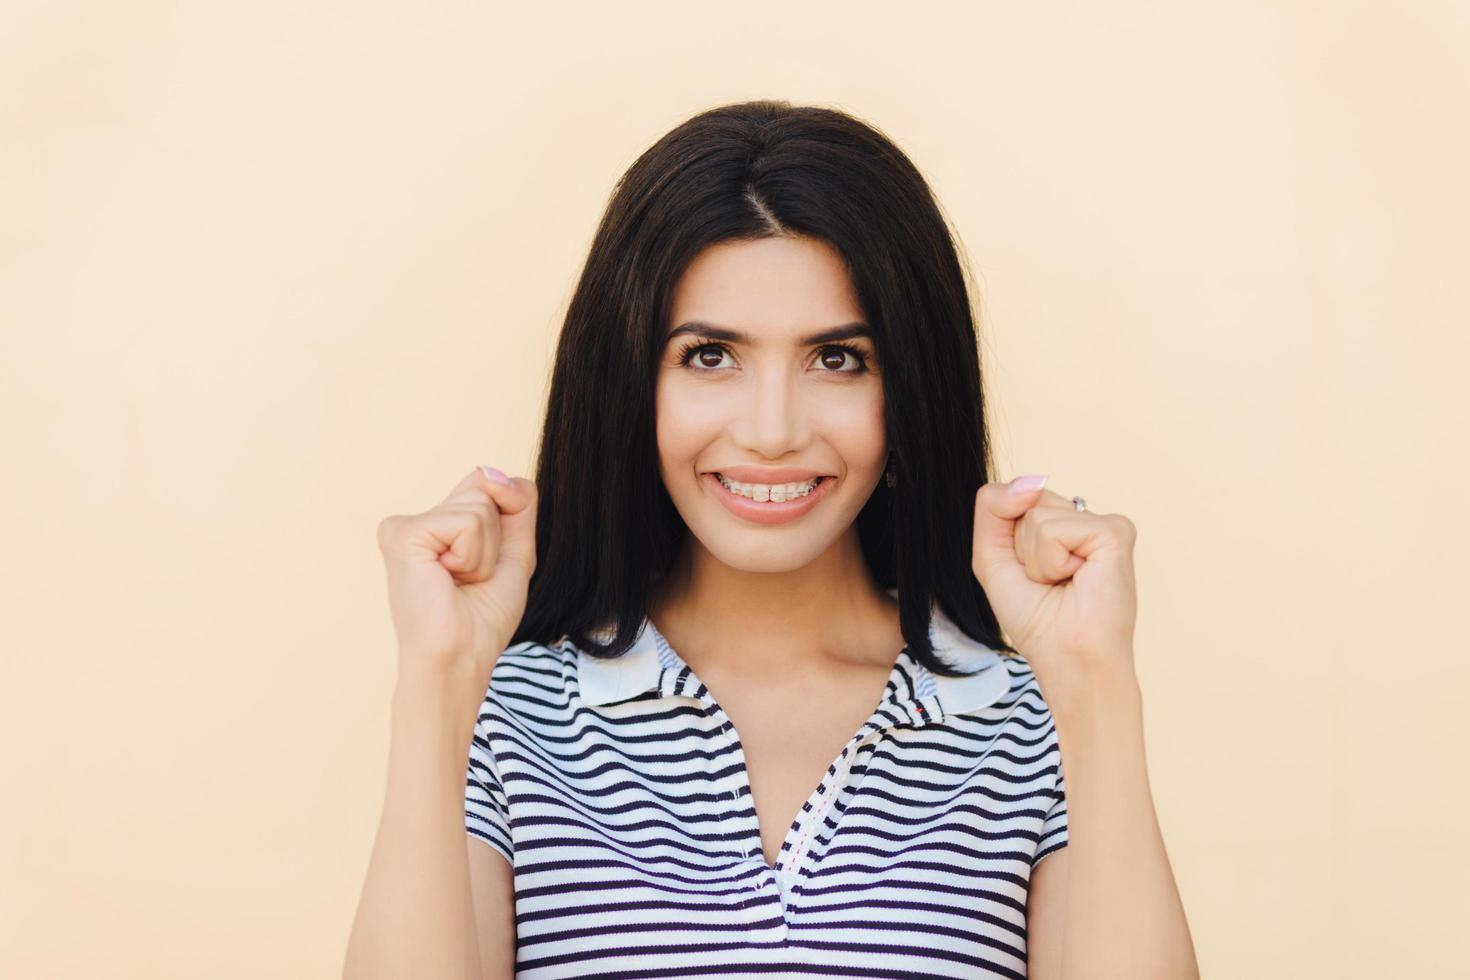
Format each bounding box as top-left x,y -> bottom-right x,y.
345,100 -> 1197,979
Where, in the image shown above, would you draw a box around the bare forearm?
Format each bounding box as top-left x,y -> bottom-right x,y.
343,673 -> 484,980
1046,664 -> 1199,980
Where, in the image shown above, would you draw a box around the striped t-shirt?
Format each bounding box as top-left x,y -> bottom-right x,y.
465,600 -> 1070,979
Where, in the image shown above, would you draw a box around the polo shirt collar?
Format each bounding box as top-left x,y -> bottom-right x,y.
572,589 -> 1010,724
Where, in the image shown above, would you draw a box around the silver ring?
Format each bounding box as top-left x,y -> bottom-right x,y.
1072,495 -> 1087,511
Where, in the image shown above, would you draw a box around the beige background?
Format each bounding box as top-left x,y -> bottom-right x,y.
3,1 -> 1466,976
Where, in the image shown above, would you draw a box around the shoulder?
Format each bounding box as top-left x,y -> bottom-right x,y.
477,639 -> 576,717
965,652 -> 1064,749
492,637 -> 572,677
990,651 -> 1052,710
989,653 -> 1067,786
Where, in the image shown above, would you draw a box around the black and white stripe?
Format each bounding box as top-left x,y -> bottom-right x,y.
466,602 -> 1068,979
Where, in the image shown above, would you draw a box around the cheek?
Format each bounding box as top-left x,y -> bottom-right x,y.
819,394 -> 887,470
655,377 -> 720,466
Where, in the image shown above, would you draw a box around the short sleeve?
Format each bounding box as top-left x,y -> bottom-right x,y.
465,713 -> 514,866
1032,740 -> 1070,869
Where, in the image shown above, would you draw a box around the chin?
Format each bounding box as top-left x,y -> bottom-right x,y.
701,535 -> 832,573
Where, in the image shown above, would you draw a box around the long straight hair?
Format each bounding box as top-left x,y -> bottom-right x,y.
511,99 -> 1016,676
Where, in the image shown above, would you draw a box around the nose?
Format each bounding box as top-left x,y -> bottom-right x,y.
731,363 -> 809,459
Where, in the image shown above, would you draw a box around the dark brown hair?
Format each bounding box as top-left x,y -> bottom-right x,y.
511,99 -> 1015,676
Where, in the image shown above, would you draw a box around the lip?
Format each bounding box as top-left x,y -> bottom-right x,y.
704,471 -> 836,525
707,465 -> 832,484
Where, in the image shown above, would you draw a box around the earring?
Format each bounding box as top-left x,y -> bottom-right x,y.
885,456 -> 897,488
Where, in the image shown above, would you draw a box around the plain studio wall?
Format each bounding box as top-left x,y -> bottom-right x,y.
1,2 -> 1466,976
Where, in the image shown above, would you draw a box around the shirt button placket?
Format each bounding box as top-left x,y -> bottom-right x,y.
780,739 -> 858,915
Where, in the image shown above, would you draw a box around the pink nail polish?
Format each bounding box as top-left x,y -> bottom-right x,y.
479,465 -> 511,486
1009,474 -> 1048,494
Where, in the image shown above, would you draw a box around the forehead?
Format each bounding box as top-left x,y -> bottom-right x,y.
668,236 -> 865,337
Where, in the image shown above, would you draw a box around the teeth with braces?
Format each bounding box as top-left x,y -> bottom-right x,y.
716,474 -> 822,503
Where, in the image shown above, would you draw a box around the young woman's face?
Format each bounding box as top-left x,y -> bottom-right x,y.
655,235 -> 886,572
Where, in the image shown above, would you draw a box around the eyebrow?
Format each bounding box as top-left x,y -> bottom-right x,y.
666,321 -> 873,347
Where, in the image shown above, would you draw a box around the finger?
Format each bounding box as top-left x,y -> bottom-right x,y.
384,508 -> 482,571
492,477 -> 538,578
972,475 -> 1050,576
468,501 -> 500,582
1016,511 -> 1089,583
440,510 -> 484,576
438,466 -> 491,506
1015,493 -> 1079,555
1022,511 -> 1128,582
444,469 -> 536,584
435,501 -> 499,583
1034,487 -> 1084,511
477,470 -> 536,520
439,465 -> 528,511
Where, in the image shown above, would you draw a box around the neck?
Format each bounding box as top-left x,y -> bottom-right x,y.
648,529 -> 902,680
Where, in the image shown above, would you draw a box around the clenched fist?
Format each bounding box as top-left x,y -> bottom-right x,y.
375,466 -> 538,686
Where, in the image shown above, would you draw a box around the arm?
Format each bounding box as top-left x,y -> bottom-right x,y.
1027,661 -> 1199,980
343,670 -> 514,980
348,466 -> 537,978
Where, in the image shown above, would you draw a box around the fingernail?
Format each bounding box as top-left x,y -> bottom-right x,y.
1009,474 -> 1048,494
479,465 -> 511,486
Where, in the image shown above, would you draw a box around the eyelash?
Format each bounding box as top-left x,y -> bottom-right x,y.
674,340 -> 872,374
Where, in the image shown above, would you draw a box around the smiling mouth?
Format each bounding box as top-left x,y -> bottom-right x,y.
711,472 -> 830,502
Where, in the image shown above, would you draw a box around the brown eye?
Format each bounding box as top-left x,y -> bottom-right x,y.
676,341 -> 735,370
816,345 -> 869,372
